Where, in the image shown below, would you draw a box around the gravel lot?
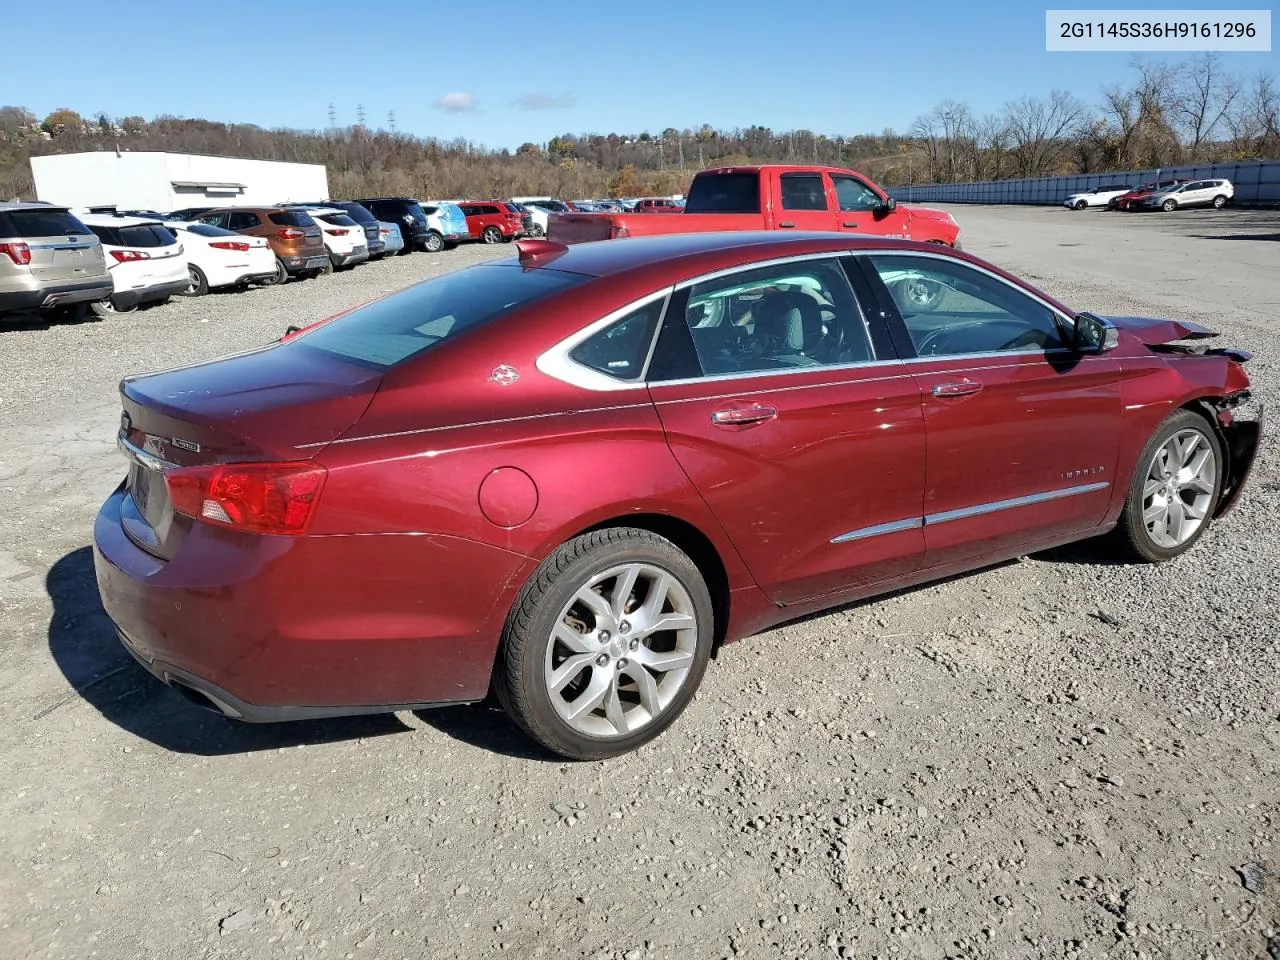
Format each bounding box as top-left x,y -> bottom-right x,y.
2,208 -> 1277,960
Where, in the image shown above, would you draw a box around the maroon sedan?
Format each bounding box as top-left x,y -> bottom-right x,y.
93,232 -> 1262,759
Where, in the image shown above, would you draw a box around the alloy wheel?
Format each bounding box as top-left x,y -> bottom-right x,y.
543,563 -> 698,739
1142,428 -> 1216,548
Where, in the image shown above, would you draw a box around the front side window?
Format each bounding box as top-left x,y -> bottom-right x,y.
197,212 -> 228,227
289,263 -> 589,369
779,173 -> 828,211
831,175 -> 882,212
675,258 -> 872,377
869,254 -> 1066,357
569,298 -> 665,381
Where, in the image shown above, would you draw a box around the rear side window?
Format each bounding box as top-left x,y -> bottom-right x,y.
118,225 -> 176,247
569,299 -> 665,380
268,210 -> 314,227
1,209 -> 92,237
291,263 -> 589,369
421,205 -> 439,215
683,172 -> 760,213
228,211 -> 261,229
780,174 -> 828,211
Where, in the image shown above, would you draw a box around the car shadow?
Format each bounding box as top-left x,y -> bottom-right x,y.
412,704 -> 560,763
0,310 -> 103,332
1031,536 -> 1134,566
1189,233 -> 1280,242
46,547 -> 410,755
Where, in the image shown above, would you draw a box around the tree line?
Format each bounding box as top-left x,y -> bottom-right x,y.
1,55 -> 1276,203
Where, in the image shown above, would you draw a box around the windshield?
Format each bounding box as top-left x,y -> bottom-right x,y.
289,263 -> 589,369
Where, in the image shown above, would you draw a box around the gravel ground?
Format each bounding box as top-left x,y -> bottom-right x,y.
1,210 -> 1277,960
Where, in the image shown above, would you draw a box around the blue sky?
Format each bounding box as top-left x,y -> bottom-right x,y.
9,0 -> 1277,148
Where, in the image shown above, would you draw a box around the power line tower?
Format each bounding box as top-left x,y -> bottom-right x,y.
327,102 -> 337,129
356,104 -> 367,127
387,110 -> 397,133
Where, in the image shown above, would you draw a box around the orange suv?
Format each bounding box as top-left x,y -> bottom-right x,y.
194,207 -> 329,283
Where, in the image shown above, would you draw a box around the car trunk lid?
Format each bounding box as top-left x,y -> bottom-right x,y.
3,208 -> 103,282
117,345 -> 382,559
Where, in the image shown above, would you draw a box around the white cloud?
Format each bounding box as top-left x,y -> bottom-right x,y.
433,92 -> 478,113
513,92 -> 577,111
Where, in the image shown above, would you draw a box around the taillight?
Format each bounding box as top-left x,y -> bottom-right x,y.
329,228 -> 350,236
166,462 -> 327,536
110,249 -> 151,263
0,241 -> 31,265
277,228 -> 305,241
209,241 -> 251,252
379,228 -> 390,237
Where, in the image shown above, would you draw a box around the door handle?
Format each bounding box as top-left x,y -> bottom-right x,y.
778,221 -> 796,228
710,402 -> 778,426
932,380 -> 983,398
842,221 -> 858,228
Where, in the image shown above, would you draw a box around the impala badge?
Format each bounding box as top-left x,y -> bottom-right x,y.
489,365 -> 520,386
142,435 -> 167,457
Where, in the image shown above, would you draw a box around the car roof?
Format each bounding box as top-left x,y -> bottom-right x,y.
78,212 -> 166,227
0,201 -> 69,213
521,231 -> 960,279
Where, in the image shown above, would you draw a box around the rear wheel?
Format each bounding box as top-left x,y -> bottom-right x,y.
1115,410 -> 1223,562
1161,198 -> 1177,212
90,296 -> 133,318
494,528 -> 714,760
424,231 -> 445,253
1212,194 -> 1228,209
179,264 -> 208,297
482,226 -> 503,244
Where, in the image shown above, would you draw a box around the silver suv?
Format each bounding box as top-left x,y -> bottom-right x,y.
0,203 -> 112,320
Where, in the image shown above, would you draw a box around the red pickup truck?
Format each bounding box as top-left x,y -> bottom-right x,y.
548,165 -> 961,246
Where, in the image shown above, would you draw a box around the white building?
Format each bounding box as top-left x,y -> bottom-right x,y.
30,151 -> 329,211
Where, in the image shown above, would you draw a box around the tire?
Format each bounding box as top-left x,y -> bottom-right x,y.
424,231 -> 445,253
481,226 -> 503,244
179,264 -> 208,297
1161,199 -> 1177,212
494,528 -> 715,760
396,242 -> 414,255
1212,194 -> 1227,209
1114,409 -> 1224,563
529,223 -> 546,237
90,296 -> 133,318
265,259 -> 289,286
1074,199 -> 1088,210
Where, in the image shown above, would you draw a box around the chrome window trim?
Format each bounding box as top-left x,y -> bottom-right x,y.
118,433 -> 172,472
535,289 -> 672,393
830,517 -> 922,544
650,357 -> 908,391
671,249 -> 854,292
904,347 -> 1077,365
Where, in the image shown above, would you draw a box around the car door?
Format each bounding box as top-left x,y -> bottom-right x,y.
774,172 -> 839,232
830,173 -> 905,236
858,252 -> 1123,568
646,254 -> 926,605
1187,181 -> 1213,206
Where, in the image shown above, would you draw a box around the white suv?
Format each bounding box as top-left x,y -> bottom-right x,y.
296,207 -> 369,270
1143,179 -> 1234,212
78,214 -> 188,317
1063,184 -> 1134,210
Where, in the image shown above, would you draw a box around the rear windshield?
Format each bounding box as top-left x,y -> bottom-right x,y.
684,172 -> 760,213
534,200 -> 570,212
88,224 -> 176,247
504,203 -> 523,213
290,263 -> 589,369
0,208 -> 91,238
182,223 -> 238,238
320,214 -> 359,227
268,210 -> 315,227
420,204 -> 439,215
336,202 -> 377,224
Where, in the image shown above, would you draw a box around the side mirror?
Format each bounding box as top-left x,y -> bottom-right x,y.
874,197 -> 897,219
1073,312 -> 1119,353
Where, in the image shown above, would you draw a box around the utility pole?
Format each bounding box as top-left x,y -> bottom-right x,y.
677,134 -> 685,172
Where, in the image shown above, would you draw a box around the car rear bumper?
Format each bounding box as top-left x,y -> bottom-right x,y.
282,254 -> 330,274
332,248 -> 369,267
0,277 -> 114,312
111,279 -> 188,309
93,486 -> 531,718
366,239 -> 386,256
235,270 -> 280,285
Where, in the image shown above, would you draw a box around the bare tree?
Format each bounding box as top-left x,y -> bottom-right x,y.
1003,90 -> 1088,177
1174,54 -> 1241,161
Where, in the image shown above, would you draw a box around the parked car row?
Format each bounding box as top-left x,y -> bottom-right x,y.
1064,178 -> 1235,212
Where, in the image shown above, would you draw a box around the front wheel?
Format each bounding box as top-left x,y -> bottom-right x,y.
179,264 -> 208,297
1115,410 -> 1223,562
1074,199 -> 1087,210
481,226 -> 503,244
90,296 -> 133,318
424,231 -> 445,253
1161,199 -> 1177,212
1212,194 -> 1227,209
494,528 -> 715,760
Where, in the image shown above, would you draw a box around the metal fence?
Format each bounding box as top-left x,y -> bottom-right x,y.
886,160 -> 1280,207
